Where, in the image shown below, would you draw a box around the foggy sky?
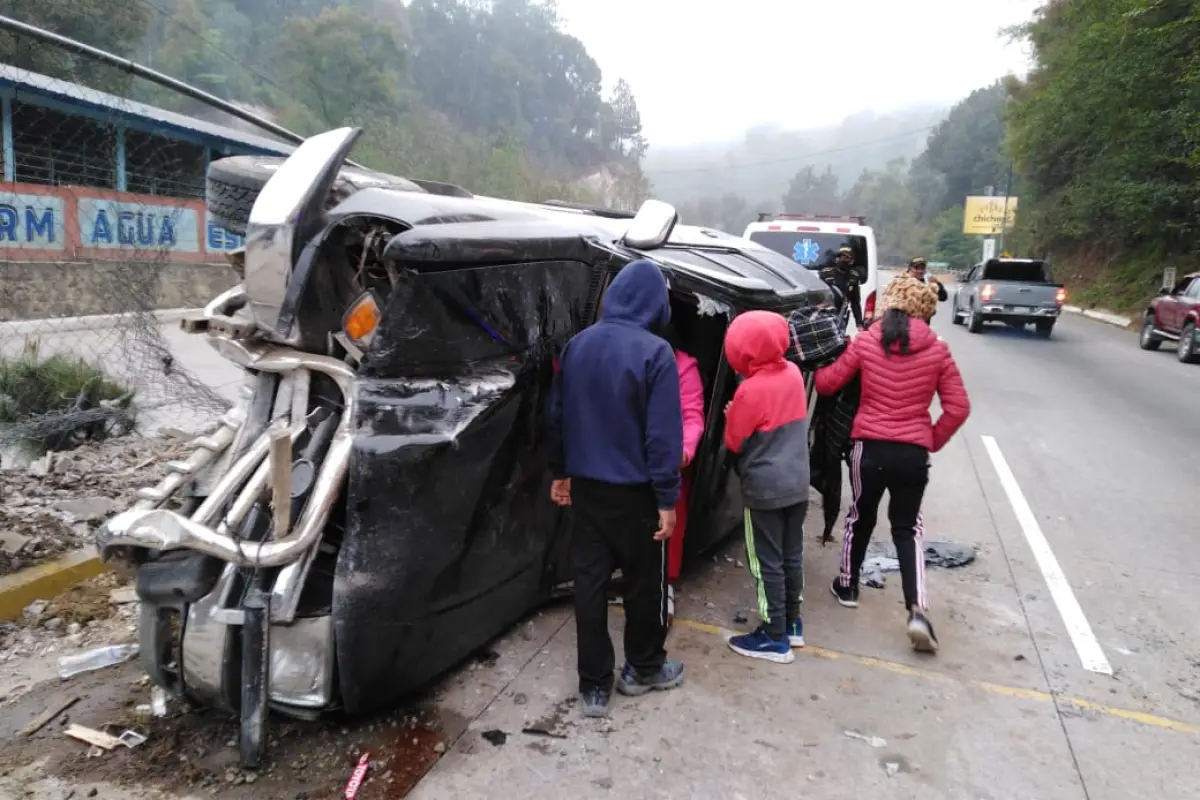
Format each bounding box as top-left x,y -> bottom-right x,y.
557,0 -> 1041,146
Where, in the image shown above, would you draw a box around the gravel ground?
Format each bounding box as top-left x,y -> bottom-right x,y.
0,433 -> 194,576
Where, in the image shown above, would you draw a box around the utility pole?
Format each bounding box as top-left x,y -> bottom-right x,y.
983,185 -> 994,262
998,162 -> 1014,255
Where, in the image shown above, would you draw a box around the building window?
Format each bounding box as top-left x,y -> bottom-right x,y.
11,101 -> 117,189
125,130 -> 206,199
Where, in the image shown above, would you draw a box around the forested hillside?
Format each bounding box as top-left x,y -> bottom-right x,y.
663,86 -> 1009,265
1004,0 -> 1200,310
0,0 -> 650,206
665,0 -> 1200,311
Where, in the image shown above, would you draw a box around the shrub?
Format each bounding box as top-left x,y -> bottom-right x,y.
0,340 -> 134,448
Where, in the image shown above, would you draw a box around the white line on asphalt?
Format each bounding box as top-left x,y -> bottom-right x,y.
980,435 -> 1114,676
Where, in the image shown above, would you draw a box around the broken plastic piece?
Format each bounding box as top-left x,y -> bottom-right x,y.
119,730 -> 147,748
843,730 -> 887,748
151,686 -> 169,717
344,751 -> 370,799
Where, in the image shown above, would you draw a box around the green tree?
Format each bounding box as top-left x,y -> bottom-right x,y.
606,78 -> 647,160
0,0 -> 152,93
1005,0 -> 1200,299
278,6 -> 408,128
781,166 -> 841,215
843,159 -> 918,262
920,83 -> 1009,213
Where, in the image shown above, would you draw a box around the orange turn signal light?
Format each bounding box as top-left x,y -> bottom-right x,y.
343,292 -> 382,346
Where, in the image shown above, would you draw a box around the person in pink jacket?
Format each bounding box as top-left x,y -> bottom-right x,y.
661,323 -> 706,625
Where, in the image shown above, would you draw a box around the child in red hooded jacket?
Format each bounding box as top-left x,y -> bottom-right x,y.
722,310 -> 810,664
816,275 -> 970,654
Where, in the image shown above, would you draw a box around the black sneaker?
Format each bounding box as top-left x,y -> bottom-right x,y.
579,686 -> 612,717
830,578 -> 860,608
615,659 -> 685,697
907,611 -> 939,653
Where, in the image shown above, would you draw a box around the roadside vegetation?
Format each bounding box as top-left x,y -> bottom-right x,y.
664,2 -> 1199,314
1,0 -> 651,208
0,340 -> 133,449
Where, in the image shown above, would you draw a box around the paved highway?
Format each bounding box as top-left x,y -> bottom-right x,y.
407,298 -> 1200,799
2,293 -> 1196,799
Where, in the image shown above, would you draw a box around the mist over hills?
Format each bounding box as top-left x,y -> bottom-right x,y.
644,104 -> 950,209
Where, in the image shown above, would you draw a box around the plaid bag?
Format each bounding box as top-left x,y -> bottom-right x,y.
786,306 -> 848,369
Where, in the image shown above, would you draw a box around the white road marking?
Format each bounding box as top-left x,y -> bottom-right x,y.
980,435 -> 1113,676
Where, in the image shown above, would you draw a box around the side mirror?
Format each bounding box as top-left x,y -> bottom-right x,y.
623,199 -> 679,250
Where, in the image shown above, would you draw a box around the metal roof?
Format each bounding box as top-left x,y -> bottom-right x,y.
0,64 -> 293,155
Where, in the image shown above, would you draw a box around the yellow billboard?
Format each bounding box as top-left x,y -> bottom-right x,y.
963,196 -> 1018,235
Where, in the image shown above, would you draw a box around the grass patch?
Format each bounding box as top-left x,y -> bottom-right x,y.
0,340 -> 133,447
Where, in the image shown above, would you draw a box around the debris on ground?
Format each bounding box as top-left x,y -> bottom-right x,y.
59,643 -> 140,679
343,752 -> 371,799
843,730 -> 887,748
19,695 -> 80,736
860,540 -> 978,589
733,611 -> 748,624
481,729 -> 508,746
0,435 -> 192,576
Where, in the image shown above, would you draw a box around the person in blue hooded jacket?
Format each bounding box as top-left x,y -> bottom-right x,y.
546,258 -> 686,718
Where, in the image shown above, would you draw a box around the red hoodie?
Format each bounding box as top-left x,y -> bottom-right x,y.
815,319 -> 970,452
723,311 -> 810,510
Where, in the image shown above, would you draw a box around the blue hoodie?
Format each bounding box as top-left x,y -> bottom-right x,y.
546,260 -> 683,509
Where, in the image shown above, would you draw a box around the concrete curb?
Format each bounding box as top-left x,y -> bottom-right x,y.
0,308 -> 202,336
1062,305 -> 1133,329
0,549 -> 108,622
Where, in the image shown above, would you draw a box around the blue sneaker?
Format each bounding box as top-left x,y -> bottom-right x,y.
616,659 -> 685,697
787,619 -> 805,648
728,627 -> 795,663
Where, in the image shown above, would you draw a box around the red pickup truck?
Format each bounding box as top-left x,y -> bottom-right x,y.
1139,272 -> 1200,363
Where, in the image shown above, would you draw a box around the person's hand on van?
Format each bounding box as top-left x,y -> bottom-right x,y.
655,508 -> 677,541
550,478 -> 571,506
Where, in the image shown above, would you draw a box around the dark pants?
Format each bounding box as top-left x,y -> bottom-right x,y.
571,477 -> 668,693
838,439 -> 930,610
744,502 -> 808,638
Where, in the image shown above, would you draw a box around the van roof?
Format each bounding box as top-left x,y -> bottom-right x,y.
334,188 -> 831,306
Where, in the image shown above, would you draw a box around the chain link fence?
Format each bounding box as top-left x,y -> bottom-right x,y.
0,40 -> 281,461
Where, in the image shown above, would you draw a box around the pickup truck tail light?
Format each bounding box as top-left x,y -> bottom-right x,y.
980,284 -> 995,302
864,290 -> 876,319
1055,287 -> 1067,305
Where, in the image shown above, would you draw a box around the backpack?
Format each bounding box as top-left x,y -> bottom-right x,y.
786,305 -> 848,370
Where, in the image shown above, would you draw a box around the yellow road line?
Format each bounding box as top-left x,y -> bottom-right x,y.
0,549 -> 107,622
624,610 -> 1199,736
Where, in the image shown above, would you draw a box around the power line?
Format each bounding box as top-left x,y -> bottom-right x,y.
646,125 -> 939,175
134,0 -> 294,98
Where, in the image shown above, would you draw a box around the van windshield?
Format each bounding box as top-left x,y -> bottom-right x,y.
747,231 -> 868,272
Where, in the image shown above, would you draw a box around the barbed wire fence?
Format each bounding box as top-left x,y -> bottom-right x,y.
0,34 -> 246,459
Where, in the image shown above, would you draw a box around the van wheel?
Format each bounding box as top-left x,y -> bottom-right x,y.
1177,322 -> 1198,363
967,306 -> 983,334
951,305 -> 964,325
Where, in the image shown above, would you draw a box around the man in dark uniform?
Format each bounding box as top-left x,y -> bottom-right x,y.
819,246 -> 865,328
907,257 -> 948,301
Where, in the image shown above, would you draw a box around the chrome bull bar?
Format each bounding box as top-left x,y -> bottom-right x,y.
97,327 -> 356,570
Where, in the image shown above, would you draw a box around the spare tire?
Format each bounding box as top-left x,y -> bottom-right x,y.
206,156 -> 430,235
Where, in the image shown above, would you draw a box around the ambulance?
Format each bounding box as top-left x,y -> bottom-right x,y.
742,213 -> 879,324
